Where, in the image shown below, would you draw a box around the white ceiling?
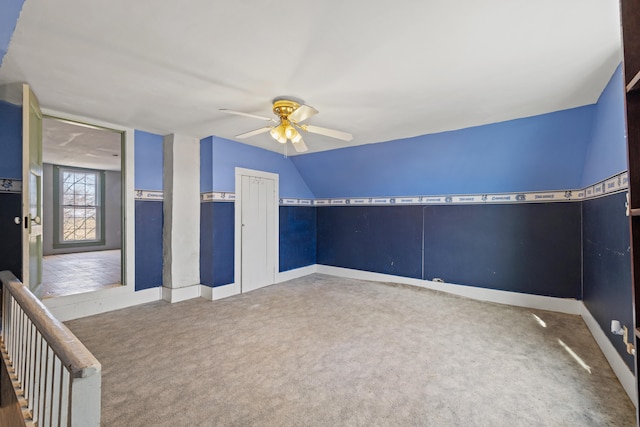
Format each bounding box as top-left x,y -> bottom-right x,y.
42,117 -> 122,171
0,0 -> 623,155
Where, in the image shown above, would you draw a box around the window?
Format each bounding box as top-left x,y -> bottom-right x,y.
54,166 -> 105,247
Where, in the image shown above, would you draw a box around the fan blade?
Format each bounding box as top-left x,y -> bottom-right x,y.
220,109 -> 277,122
291,136 -> 308,153
236,126 -> 272,139
301,124 -> 353,141
289,104 -> 319,123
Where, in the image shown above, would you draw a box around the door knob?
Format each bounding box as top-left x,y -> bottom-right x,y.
14,217 -> 21,225
32,216 -> 41,224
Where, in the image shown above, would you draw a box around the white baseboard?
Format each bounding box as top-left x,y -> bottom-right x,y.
161,284 -> 201,303
201,283 -> 239,301
45,286 -> 161,322
200,285 -> 213,300
276,265 -> 318,283
580,303 -> 637,406
315,265 -> 581,315
200,266 -> 317,302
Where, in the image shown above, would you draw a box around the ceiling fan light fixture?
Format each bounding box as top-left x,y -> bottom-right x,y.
290,129 -> 302,143
270,125 -> 287,144
269,126 -> 279,139
284,123 -> 298,139
225,97 -> 353,149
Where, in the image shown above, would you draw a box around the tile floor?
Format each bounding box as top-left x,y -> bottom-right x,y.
42,250 -> 122,298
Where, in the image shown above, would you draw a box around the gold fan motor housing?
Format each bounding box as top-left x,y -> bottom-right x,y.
273,100 -> 300,119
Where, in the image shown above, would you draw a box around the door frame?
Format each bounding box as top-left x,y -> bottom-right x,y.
40,109 -> 133,289
40,108 -> 162,321
234,167 -> 279,293
42,115 -> 125,283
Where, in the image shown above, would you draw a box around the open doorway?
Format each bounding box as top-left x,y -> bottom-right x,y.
41,116 -> 123,298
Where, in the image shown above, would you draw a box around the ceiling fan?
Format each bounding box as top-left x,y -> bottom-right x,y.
220,97 -> 353,153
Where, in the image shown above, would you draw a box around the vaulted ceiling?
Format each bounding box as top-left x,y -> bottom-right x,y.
0,0 -> 623,155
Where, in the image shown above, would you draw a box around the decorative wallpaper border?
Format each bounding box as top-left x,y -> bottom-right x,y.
280,198 -> 314,206
4,171 -> 627,204
130,171 -> 629,205
289,171 -> 628,206
0,178 -> 22,193
201,192 -> 235,202
134,191 -> 238,201
135,190 -> 164,200
584,172 -> 628,199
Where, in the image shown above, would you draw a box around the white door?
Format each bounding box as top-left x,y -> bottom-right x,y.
235,168 -> 278,293
21,84 -> 43,295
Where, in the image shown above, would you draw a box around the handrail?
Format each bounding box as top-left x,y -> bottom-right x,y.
0,270 -> 100,379
0,270 -> 101,426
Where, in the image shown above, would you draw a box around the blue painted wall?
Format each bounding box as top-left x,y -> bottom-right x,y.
203,136 -> 314,198
580,64 -> 633,371
582,64 -> 627,187
0,0 -> 24,65
134,130 -> 164,191
0,100 -> 22,179
582,192 -> 633,371
280,206 -> 317,272
318,206 -> 424,279
292,106 -> 595,198
134,130 -> 164,290
423,203 -> 581,298
0,100 -> 22,279
200,136 -> 213,193
134,200 -> 163,290
200,202 -> 234,287
316,203 -> 581,298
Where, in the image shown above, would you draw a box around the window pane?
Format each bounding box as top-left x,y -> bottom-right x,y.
75,191 -> 86,206
62,171 -> 73,184
63,179 -> 74,195
63,193 -> 75,205
85,208 -> 96,240
59,170 -> 101,242
86,184 -> 96,206
74,182 -> 85,197
63,207 -> 75,241
85,191 -> 95,206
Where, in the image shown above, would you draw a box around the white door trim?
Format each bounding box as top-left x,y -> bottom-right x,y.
234,167 -> 279,294
40,108 -> 161,321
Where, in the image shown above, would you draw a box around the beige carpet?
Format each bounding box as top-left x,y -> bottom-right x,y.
66,274 -> 635,426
